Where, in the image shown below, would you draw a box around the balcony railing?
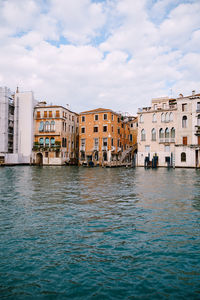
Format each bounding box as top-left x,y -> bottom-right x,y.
32,144 -> 61,151
111,146 -> 116,151
159,138 -> 175,143
102,145 -> 107,151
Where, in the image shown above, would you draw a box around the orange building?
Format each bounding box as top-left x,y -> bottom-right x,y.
32,102 -> 79,165
79,108 -> 133,166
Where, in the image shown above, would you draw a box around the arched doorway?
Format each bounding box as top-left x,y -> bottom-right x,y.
36,153 -> 43,165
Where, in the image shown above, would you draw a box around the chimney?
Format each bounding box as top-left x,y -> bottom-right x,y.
192,90 -> 195,96
16,86 -> 19,93
179,93 -> 183,98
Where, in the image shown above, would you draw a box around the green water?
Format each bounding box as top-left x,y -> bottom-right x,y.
0,166 -> 200,299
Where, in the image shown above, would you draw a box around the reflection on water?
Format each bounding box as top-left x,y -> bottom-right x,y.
0,166 -> 200,299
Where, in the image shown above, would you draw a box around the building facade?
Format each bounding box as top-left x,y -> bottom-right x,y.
137,97 -> 177,167
32,104 -> 79,165
0,87 -> 14,164
79,108 -> 132,166
137,91 -> 200,168
0,87 -> 35,165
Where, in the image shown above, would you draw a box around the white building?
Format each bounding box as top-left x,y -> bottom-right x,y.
0,87 -> 14,164
137,91 -> 200,168
0,87 -> 35,165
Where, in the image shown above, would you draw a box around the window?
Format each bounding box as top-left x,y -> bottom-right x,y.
111,126 -> 114,132
152,113 -> 156,122
45,137 -> 49,146
103,114 -> 107,120
118,128 -> 120,134
49,111 -> 52,117
182,116 -> 187,128
103,138 -> 107,146
141,129 -> 146,141
72,116 -> 74,121
117,139 -> 120,147
139,114 -> 143,123
159,128 -> 164,139
94,138 -> 99,146
82,116 -> 85,122
183,136 -> 187,145
131,123 -> 133,128
164,145 -> 170,152
165,128 -> 169,139
111,114 -> 114,121
161,113 -> 165,122
39,121 -> 44,132
111,138 -> 114,146
162,103 -> 166,109
45,121 -> 50,132
45,152 -> 48,158
171,128 -> 175,138
94,126 -> 98,132
56,110 -> 60,118
197,115 -> 200,126
81,127 -> 85,133
165,112 -> 169,122
50,137 -> 55,145
103,125 -> 107,132
182,104 -> 187,111
39,138 -> 44,145
197,102 -> 200,112
154,104 -> 157,110
36,111 -> 40,118
151,128 -> 156,141
94,115 -> 98,121
118,117 -> 120,123
56,151 -> 60,158
145,145 -> 150,152
181,152 -> 186,162
69,115 -> 71,121
130,134 -> 133,141
50,121 -> 55,131
44,111 -> 47,117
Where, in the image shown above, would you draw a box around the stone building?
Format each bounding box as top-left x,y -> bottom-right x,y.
78,108 -> 132,166
137,91 -> 200,168
32,103 -> 79,165
137,97 -> 177,167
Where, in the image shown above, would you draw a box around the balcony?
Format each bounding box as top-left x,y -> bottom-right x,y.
117,147 -> 122,152
111,146 -> 116,151
159,138 -> 175,143
32,144 -> 61,151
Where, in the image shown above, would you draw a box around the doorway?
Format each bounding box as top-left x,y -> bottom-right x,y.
36,153 -> 43,165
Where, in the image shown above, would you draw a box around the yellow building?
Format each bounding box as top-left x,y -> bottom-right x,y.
79,108 -> 133,166
32,103 -> 79,165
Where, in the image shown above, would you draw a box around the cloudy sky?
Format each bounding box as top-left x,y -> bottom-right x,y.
0,0 -> 200,114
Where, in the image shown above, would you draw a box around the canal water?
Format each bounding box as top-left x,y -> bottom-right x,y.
0,166 -> 200,299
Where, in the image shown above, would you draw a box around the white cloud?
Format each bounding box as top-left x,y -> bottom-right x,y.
0,0 -> 199,115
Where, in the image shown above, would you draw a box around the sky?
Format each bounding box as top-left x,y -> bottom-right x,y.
0,0 -> 200,114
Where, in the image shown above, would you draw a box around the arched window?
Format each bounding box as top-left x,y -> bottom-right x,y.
50,137 -> 55,145
182,116 -> 187,128
141,129 -> 146,141
165,112 -> 169,122
152,113 -> 156,122
197,115 -> 200,126
161,113 -> 165,122
159,128 -> 164,139
39,137 -> 44,145
151,128 -> 156,141
171,128 -> 175,138
169,112 -> 173,122
39,121 -> 44,132
140,114 -> 143,123
51,121 -> 55,131
181,152 -> 186,162
45,137 -> 49,146
165,128 -> 169,138
45,121 -> 50,132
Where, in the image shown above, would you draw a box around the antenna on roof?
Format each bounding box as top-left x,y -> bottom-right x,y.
66,104 -> 70,110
